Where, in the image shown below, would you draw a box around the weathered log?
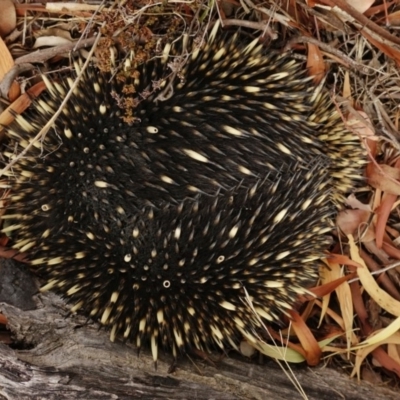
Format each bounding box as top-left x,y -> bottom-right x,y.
0,260 -> 397,400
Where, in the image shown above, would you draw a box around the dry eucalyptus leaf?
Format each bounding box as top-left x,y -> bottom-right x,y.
337,209 -> 374,241
346,110 -> 375,138
345,194 -> 372,211
36,27 -> 74,41
0,36 -> 20,101
0,0 -> 16,38
0,36 -> 14,79
345,0 -> 375,14
368,164 -> 400,195
33,36 -> 73,49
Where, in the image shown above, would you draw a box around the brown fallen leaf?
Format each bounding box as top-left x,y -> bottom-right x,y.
0,81 -> 47,141
0,0 -> 16,38
307,43 -> 326,83
368,163 -> 400,195
0,36 -> 20,101
337,208 -> 374,241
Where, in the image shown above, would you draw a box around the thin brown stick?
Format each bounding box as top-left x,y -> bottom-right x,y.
320,0 -> 400,46
285,36 -> 374,75
15,37 -> 97,65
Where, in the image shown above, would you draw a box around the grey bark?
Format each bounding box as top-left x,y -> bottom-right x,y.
0,260 -> 397,400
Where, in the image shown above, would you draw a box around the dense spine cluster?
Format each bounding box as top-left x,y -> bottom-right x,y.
2,25 -> 363,361
32,166 -> 333,359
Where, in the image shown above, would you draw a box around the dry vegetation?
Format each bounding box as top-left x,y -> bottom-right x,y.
1,0 -> 400,396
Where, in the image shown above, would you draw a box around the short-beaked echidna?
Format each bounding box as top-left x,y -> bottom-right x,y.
2,25 -> 363,361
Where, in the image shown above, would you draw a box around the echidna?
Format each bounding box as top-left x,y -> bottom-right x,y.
2,24 -> 363,362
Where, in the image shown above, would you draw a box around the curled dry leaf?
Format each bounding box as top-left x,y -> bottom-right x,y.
45,2 -> 110,12
250,340 -> 307,363
337,209 -> 374,241
368,163 -> 400,195
346,110 -> 375,138
289,310 -> 321,366
351,321 -> 400,380
0,36 -> 20,101
307,43 -> 326,83
353,318 -> 400,350
36,27 -> 75,41
345,194 -> 372,211
315,298 -> 345,331
375,191 -> 398,248
345,0 -> 375,14
33,36 -> 73,49
348,235 -> 400,317
329,262 -> 357,346
351,332 -> 400,380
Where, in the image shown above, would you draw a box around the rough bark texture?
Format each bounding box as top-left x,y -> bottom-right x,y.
0,260 -> 398,400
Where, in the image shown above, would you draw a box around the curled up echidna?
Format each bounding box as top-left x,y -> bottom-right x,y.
2,24 -> 364,362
